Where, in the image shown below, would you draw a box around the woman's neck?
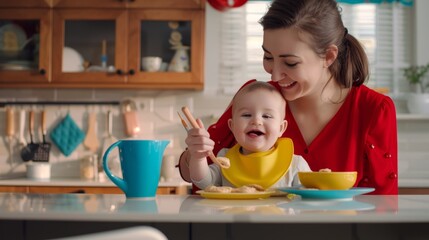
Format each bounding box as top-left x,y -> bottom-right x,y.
288,80 -> 350,145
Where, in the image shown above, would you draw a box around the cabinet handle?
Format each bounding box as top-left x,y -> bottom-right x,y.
39,69 -> 46,75
128,69 -> 135,75
116,69 -> 124,75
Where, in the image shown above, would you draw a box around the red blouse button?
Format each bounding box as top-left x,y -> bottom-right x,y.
363,177 -> 369,183
389,173 -> 397,179
384,153 -> 392,158
212,125 -> 217,129
370,144 -> 375,149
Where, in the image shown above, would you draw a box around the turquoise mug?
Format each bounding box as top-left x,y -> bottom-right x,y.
103,139 -> 170,198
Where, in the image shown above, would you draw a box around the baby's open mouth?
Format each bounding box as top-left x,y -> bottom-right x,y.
247,130 -> 264,137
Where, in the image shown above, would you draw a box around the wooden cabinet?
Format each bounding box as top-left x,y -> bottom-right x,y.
398,188 -> 429,195
0,0 -> 50,8
51,9 -> 128,86
0,1 -> 205,89
0,9 -> 52,84
53,0 -> 205,9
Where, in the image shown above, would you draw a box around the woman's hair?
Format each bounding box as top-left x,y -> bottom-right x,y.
259,0 -> 368,87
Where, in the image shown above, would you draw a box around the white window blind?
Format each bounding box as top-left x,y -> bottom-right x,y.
218,1 -> 413,97
340,2 -> 412,96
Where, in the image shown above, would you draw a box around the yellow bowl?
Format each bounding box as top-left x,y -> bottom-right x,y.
298,171 -> 357,190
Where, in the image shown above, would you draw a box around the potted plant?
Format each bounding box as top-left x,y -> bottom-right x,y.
403,63 -> 429,115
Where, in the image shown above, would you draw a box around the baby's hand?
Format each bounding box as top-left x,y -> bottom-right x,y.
185,119 -> 215,160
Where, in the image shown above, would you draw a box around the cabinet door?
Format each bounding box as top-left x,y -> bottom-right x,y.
52,0 -> 126,8
128,0 -> 205,9
52,9 -> 128,86
52,0 -> 205,9
0,9 -> 51,86
0,0 -> 50,8
127,9 -> 204,89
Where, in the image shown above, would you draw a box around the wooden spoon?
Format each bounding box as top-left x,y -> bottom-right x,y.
83,112 -> 100,153
181,106 -> 230,169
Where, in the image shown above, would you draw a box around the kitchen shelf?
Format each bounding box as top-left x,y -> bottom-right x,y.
397,113 -> 429,120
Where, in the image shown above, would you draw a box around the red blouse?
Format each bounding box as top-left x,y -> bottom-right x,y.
192,80 -> 398,195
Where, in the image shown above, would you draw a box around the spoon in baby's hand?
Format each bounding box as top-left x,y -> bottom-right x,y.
181,106 -> 231,169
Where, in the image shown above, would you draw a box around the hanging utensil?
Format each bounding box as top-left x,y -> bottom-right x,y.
32,110 -> 51,162
20,110 -> 38,162
100,110 -> 120,176
18,109 -> 27,149
181,106 -> 231,169
83,112 -> 100,153
5,107 -> 15,166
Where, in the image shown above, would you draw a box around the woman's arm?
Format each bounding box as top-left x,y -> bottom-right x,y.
363,97 -> 398,194
178,149 -> 191,183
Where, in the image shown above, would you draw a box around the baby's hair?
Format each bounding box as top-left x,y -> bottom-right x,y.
235,81 -> 283,99
231,81 -> 286,118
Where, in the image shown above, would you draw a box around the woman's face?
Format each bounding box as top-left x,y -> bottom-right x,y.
262,28 -> 330,101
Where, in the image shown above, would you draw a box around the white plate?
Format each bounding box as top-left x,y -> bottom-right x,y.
0,23 -> 27,54
277,187 -> 375,200
63,47 -> 84,72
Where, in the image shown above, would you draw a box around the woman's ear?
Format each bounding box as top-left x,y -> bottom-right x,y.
279,120 -> 288,136
324,44 -> 338,68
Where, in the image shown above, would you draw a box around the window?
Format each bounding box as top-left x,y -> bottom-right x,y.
218,1 -> 413,97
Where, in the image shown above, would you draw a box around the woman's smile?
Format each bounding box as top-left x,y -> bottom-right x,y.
277,81 -> 297,89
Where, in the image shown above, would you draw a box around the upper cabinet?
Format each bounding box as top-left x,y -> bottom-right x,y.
0,9 -> 52,85
53,0 -> 205,9
0,0 -> 50,8
0,0 -> 205,89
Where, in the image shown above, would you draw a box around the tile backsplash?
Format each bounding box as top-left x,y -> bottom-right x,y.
0,88 -> 231,179
0,88 -> 428,185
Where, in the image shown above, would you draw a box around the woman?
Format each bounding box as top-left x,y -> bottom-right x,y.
179,0 -> 398,194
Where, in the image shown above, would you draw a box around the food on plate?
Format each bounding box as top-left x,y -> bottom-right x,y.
205,185 -> 233,193
204,184 -> 266,193
319,168 -> 332,172
245,184 -> 265,191
232,185 -> 258,193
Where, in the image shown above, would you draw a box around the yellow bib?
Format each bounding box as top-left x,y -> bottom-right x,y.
222,138 -> 294,189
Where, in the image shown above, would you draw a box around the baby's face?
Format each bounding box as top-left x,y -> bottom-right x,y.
228,89 -> 287,154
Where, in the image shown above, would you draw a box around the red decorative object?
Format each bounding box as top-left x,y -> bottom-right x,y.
208,0 -> 248,11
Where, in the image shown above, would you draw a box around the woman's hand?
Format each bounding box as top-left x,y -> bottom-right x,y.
185,119 -> 215,160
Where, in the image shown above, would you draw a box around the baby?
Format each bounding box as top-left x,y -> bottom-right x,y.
189,81 -> 311,190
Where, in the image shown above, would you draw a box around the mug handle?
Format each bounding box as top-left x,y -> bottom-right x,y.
102,140 -> 127,193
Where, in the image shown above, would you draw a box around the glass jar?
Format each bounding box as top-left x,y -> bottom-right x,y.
80,154 -> 98,180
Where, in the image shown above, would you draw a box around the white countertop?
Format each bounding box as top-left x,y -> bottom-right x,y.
0,177 -> 191,188
1,176 -> 426,188
0,193 -> 428,223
